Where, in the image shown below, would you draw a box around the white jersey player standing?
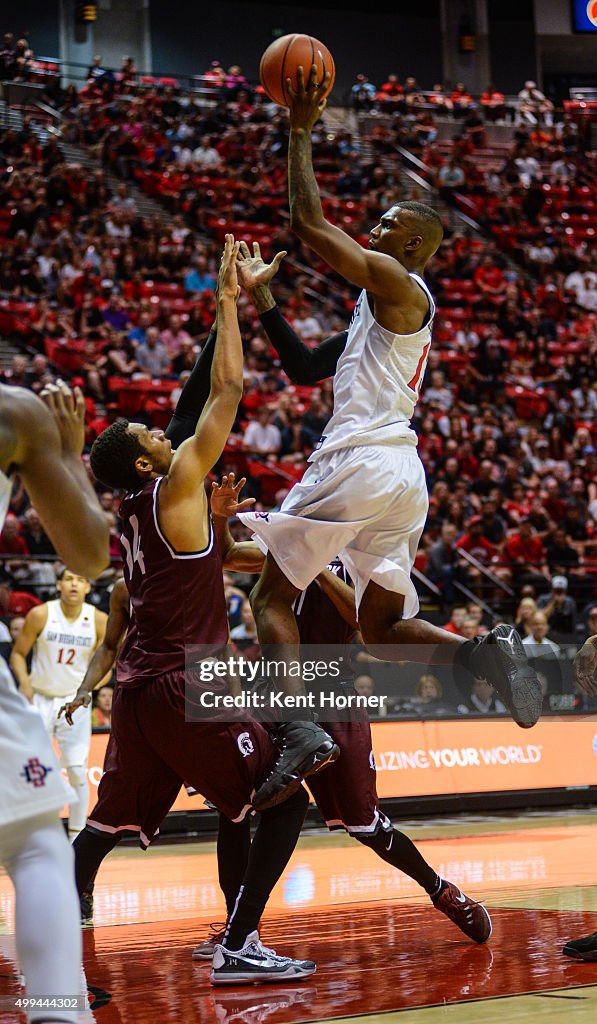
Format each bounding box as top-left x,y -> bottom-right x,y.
0,380 -> 108,1024
11,573 -> 107,841
238,65 -> 542,811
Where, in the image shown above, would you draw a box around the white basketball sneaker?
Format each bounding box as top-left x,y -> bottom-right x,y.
210,931 -> 316,985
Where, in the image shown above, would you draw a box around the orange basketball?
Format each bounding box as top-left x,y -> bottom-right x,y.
259,34 -> 335,108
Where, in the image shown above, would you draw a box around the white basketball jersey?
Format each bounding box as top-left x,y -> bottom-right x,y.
30,600 -> 97,698
308,275 -> 435,461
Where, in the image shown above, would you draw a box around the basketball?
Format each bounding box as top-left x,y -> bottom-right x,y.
259,33 -> 336,107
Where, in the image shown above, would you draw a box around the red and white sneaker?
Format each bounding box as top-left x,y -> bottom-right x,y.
432,881 -> 492,943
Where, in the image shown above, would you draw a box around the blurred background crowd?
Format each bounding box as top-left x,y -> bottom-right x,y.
0,32 -> 595,724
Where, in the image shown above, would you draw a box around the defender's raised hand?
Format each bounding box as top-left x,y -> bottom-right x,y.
211,472 -> 256,519
217,233 -> 241,302
286,64 -> 332,131
237,240 -> 287,291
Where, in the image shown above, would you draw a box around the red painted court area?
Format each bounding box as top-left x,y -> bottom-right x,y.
69,906 -> 597,1021
2,904 -> 597,1022
2,821 -> 597,1022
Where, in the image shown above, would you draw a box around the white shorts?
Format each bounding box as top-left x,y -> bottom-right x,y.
0,660 -> 70,829
238,443 -> 428,617
33,691 -> 91,768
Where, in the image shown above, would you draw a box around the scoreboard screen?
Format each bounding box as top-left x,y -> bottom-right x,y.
572,0 -> 597,31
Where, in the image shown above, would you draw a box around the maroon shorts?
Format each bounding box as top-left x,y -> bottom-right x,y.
306,717 -> 389,834
87,671 -> 276,847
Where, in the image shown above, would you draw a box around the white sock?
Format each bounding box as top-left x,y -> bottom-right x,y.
66,764 -> 89,840
2,812 -> 82,1023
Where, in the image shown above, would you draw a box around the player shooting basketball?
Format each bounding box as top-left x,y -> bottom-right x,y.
236,65 -> 543,811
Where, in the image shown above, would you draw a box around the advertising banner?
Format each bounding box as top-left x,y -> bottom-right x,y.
60,716 -> 597,818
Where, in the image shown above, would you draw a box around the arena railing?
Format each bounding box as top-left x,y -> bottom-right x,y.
453,546 -> 515,600
0,553 -> 119,597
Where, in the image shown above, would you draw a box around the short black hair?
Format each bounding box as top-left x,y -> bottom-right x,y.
90,419 -> 145,492
397,201 -> 444,248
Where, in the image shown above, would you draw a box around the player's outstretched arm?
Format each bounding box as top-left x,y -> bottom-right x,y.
287,66 -> 415,303
10,604 -> 48,702
210,473 -> 264,573
58,580 -> 129,724
238,240 -> 347,383
162,235 -> 243,501
0,383 -> 109,578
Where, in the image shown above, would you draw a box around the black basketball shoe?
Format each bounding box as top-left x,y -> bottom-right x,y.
563,932 -> 597,961
252,720 -> 339,811
469,624 -> 542,729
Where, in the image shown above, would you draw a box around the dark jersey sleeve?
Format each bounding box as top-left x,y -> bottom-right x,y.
259,306 -> 347,385
165,326 -> 216,447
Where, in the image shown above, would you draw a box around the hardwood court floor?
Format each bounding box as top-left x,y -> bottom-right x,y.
1,811 -> 597,1023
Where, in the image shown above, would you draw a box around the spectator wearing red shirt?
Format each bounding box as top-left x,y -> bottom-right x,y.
0,573 -> 41,616
377,74 -> 403,111
0,515 -> 30,557
451,82 -> 474,117
473,256 -> 506,296
504,520 -> 548,580
542,478 -> 567,524
480,85 -> 506,122
456,518 -> 496,565
442,604 -> 469,635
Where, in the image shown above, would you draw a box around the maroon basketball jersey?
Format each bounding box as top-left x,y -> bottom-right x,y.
294,559 -> 354,647
117,478 -> 229,685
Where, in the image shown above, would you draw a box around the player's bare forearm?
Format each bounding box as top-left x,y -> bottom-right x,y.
289,127 -> 325,231
288,133 -> 410,299
9,651 -> 33,700
249,284 -> 276,315
223,540 -> 264,573
316,569 -> 358,633
167,294 -> 243,493
209,293 -> 244,402
77,644 -> 118,699
212,512 -> 263,573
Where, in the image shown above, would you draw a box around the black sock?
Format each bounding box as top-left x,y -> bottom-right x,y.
217,813 -> 252,917
224,787 -> 309,951
74,827 -> 122,897
355,827 -> 443,895
455,639 -> 478,671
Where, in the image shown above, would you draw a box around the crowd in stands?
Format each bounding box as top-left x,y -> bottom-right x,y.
350,73 -> 556,125
0,32 -> 595,716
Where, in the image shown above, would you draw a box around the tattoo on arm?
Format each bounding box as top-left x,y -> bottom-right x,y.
289,129 -> 324,225
250,284 -> 276,315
